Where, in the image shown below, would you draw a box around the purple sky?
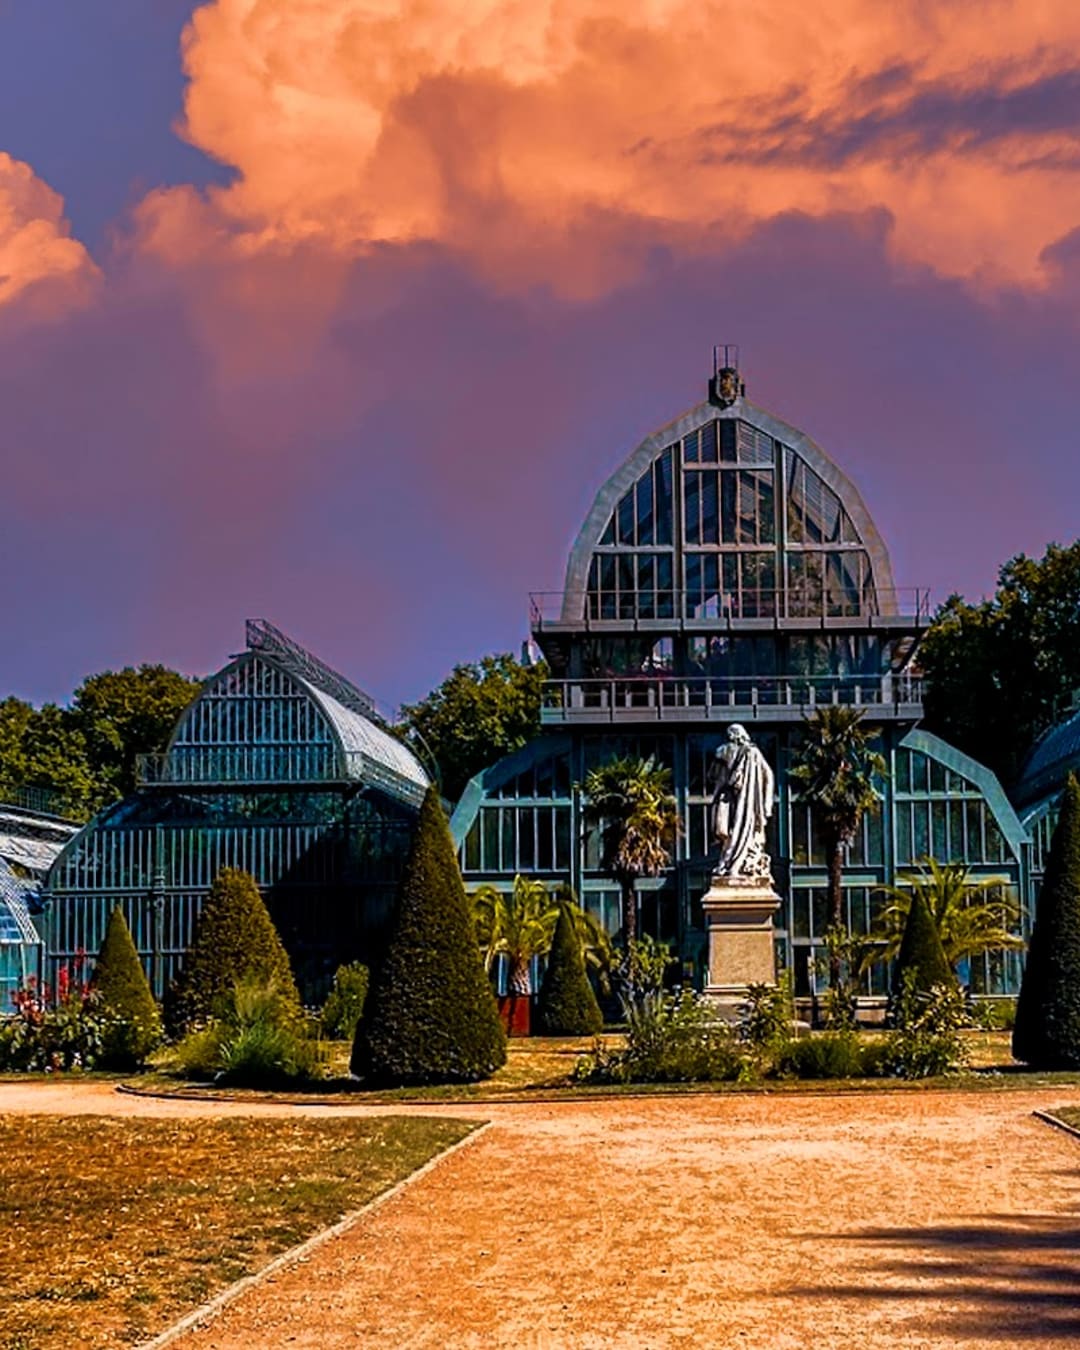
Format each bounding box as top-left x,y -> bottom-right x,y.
3,2 -> 1080,712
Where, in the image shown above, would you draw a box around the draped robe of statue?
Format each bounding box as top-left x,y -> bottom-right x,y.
709,725 -> 775,881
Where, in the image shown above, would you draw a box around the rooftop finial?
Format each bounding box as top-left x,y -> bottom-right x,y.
709,344 -> 744,408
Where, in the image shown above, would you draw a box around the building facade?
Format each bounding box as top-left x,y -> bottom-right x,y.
40,621 -> 429,1002
450,356 -> 1030,999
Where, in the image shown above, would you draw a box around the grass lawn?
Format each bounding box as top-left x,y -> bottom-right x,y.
0,1114 -> 476,1349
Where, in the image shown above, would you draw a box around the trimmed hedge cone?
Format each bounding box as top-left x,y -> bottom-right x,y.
1014,774 -> 1080,1067
92,906 -> 161,1069
536,902 -> 603,1036
167,867 -> 300,1034
353,788 -> 506,1085
891,885 -> 955,999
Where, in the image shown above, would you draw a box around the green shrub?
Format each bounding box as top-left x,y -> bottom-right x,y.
91,907 -> 161,1070
575,990 -> 745,1084
890,887 -> 955,1010
738,972 -> 794,1066
970,998 -> 1017,1032
884,973 -> 969,1079
1014,774 -> 1080,1067
777,1031 -> 871,1080
174,978 -> 319,1086
353,789 -> 506,1085
167,868 -> 300,1035
536,902 -> 603,1036
320,962 -> 369,1041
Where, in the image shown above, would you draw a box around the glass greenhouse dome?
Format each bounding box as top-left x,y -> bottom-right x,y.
451,352 -> 1030,1000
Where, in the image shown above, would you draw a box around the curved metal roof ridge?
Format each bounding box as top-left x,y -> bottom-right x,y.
296,677 -> 430,795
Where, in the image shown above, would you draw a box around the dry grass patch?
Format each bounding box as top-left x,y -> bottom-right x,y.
0,1114 -> 476,1349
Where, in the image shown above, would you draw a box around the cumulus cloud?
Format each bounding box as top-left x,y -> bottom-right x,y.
0,153 -> 99,317
134,0 -> 1080,292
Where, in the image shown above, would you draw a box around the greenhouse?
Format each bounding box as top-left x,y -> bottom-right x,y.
450,352 -> 1030,1000
0,858 -> 41,1010
41,621 -> 429,1002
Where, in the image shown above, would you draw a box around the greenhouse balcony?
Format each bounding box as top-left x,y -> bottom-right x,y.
529,587 -> 932,634
539,673 -> 924,726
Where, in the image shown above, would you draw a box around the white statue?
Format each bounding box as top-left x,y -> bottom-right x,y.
709,724 -> 775,881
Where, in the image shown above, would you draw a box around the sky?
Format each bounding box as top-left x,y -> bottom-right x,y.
3,0 -> 1080,713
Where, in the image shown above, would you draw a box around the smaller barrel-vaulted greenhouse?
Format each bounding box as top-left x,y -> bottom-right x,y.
40,621 -> 429,1003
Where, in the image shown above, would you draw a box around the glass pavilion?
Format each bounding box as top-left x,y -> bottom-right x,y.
41,621 -> 429,1002
450,353 -> 1030,1000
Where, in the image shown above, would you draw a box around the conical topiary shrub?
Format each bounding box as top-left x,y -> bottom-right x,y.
352,788 -> 506,1085
92,906 -> 162,1069
1014,774 -> 1080,1067
892,886 -> 954,997
167,867 -> 300,1034
536,902 -> 603,1036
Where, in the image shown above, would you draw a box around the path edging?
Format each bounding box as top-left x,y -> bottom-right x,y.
1032,1107 -> 1080,1142
136,1120 -> 492,1349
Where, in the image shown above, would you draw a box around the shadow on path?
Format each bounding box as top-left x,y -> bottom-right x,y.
791,1212 -> 1080,1342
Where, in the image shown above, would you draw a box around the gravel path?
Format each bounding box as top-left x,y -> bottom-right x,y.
5,1082 -> 1080,1348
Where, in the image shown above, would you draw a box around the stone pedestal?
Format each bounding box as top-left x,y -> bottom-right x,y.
701,875 -> 781,1016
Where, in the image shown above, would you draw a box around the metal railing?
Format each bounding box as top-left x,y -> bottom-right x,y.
540,673 -> 923,723
529,587 -> 932,628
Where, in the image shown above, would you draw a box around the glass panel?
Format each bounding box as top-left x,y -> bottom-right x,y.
720,471 -> 737,543
700,420 -> 718,463
701,472 -> 719,545
684,472 -> 701,545
655,449 -> 673,545
684,428 -> 700,463
618,490 -> 635,546
636,469 -> 654,546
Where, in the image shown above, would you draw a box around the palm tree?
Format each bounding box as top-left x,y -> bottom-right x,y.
581,755 -> 680,948
789,707 -> 886,989
871,857 -> 1024,973
472,875 -> 560,997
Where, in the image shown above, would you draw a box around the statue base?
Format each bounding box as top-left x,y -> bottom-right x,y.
701,875 -> 782,1018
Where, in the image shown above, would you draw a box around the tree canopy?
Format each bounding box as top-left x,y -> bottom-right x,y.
0,666 -> 199,820
920,541 -> 1080,786
398,653 -> 546,803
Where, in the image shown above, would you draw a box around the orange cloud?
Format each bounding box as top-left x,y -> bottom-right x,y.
140,0 -> 1080,295
0,153 -> 99,316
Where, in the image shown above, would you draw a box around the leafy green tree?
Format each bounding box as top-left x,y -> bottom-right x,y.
536,901 -> 604,1036
891,887 -> 956,999
91,907 -> 162,1069
582,756 -> 680,948
167,867 -> 300,1034
921,541 -> 1080,785
1013,774 -> 1080,1067
473,875 -> 560,997
0,699 -> 32,801
399,654 -> 546,802
0,665 -> 198,819
71,665 -> 200,801
353,788 -> 506,1085
872,858 -> 1024,973
18,704 -> 98,820
789,707 -> 886,989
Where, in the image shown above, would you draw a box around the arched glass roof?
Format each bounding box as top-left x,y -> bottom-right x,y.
144,624 -> 430,806
560,396 -> 898,625
1015,707 -> 1080,810
0,858 -> 40,947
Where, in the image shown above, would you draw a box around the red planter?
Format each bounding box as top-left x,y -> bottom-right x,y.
497,993 -> 532,1037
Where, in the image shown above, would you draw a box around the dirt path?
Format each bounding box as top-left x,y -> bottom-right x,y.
6,1083 -> 1080,1347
